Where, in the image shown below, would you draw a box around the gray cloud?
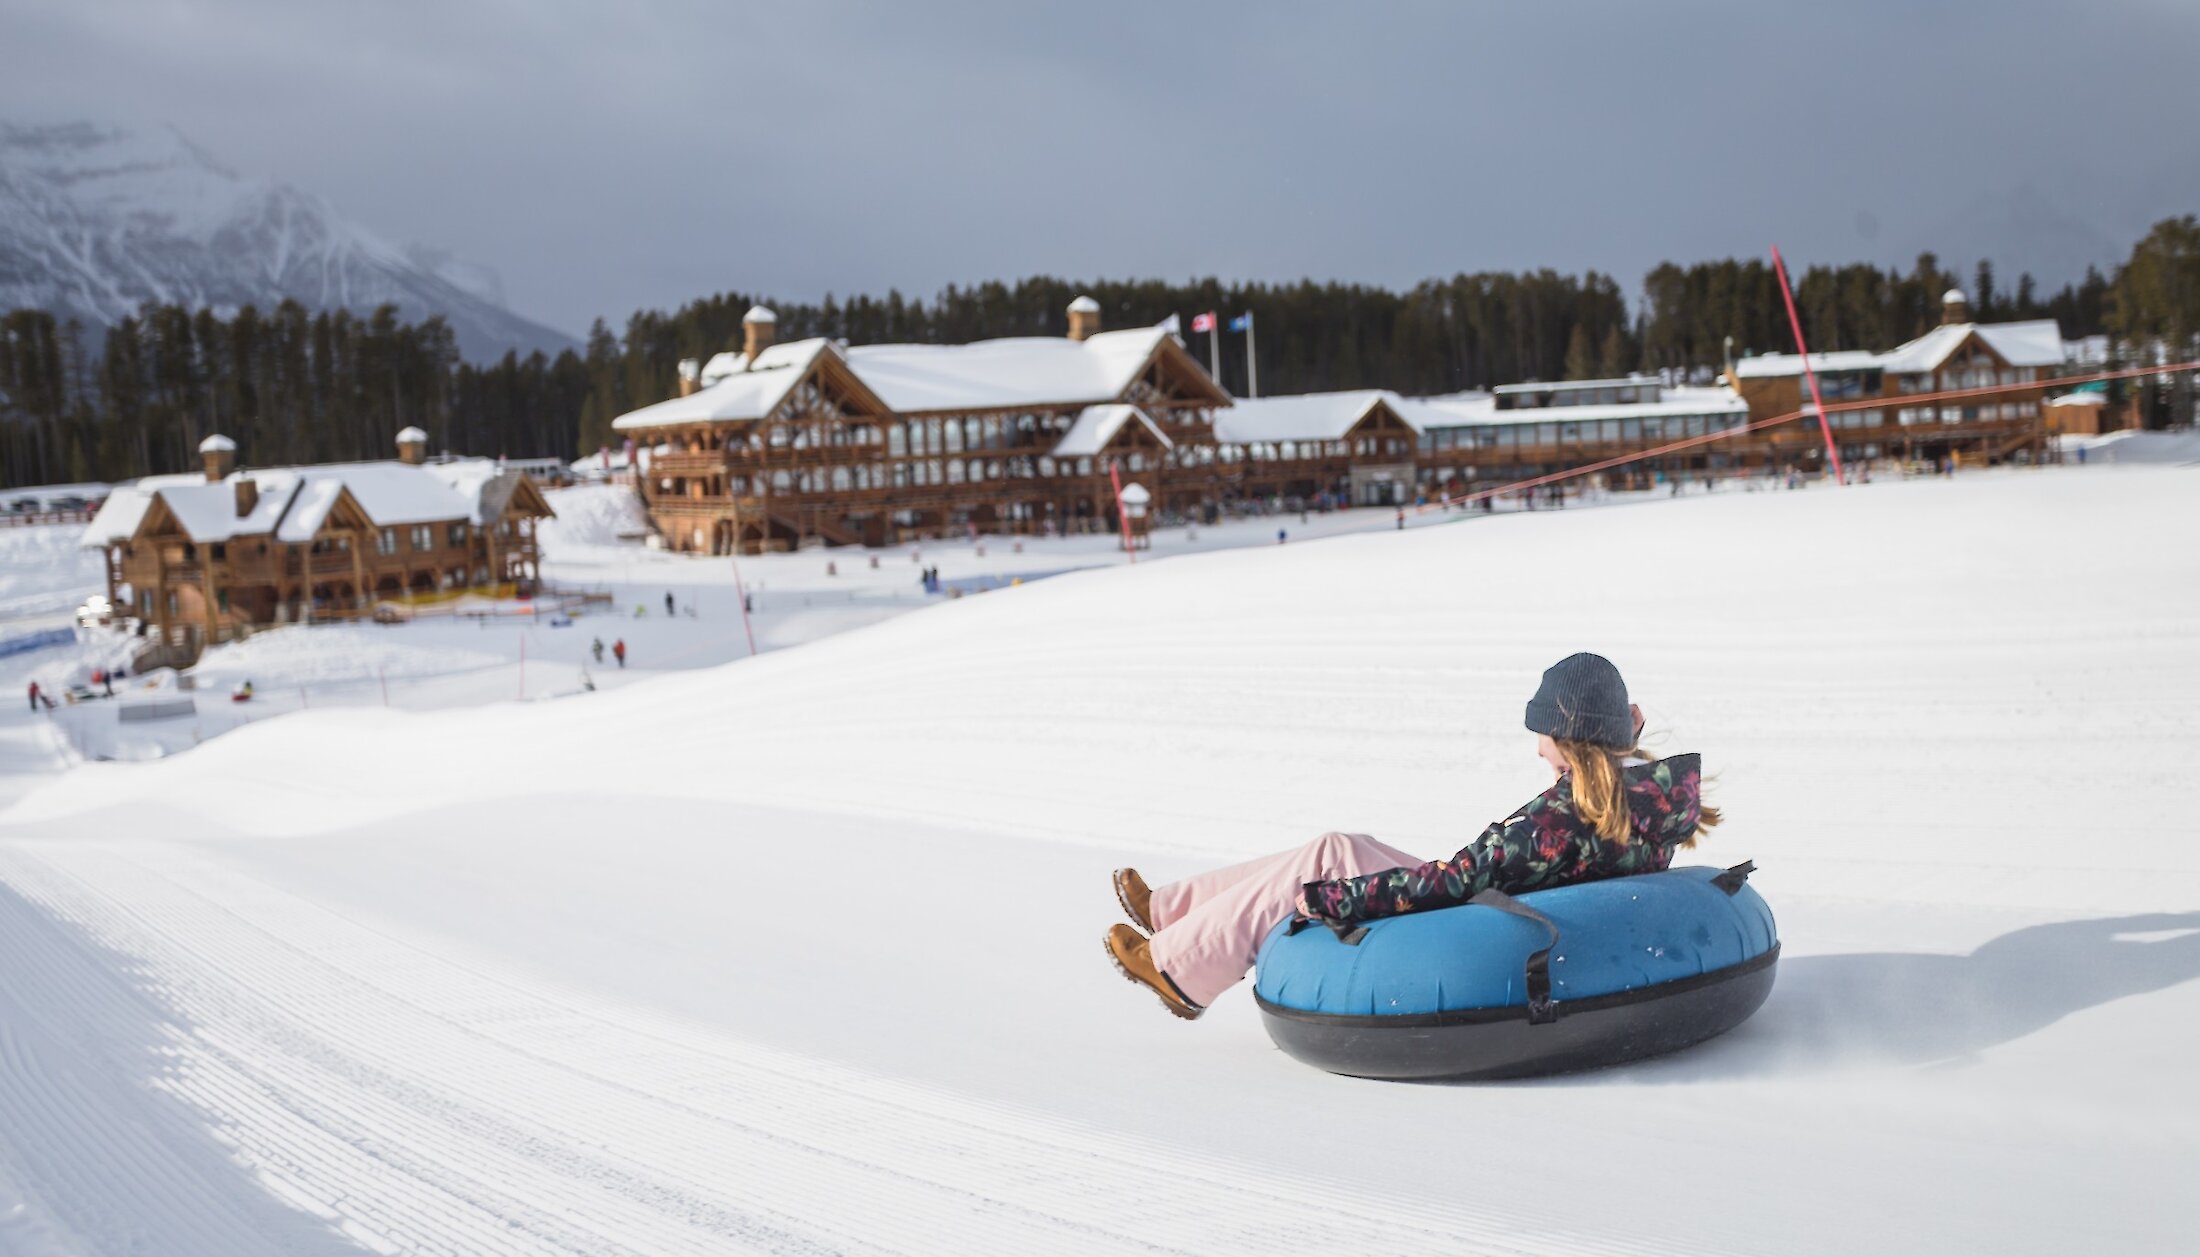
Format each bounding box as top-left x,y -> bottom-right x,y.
5,0 -> 2196,336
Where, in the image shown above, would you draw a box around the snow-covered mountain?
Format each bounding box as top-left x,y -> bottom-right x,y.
0,121 -> 576,361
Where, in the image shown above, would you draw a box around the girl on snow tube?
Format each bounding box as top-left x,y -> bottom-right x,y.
1103,652 -> 1723,1023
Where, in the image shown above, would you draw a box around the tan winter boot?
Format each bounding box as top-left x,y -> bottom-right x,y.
1112,867 -> 1154,934
1104,924 -> 1203,1021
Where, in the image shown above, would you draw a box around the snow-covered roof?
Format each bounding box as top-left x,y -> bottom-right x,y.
84,459 -> 533,548
1067,295 -> 1101,314
1051,404 -> 1172,457
1944,289 -> 1968,305
744,305 -> 776,324
395,426 -> 428,444
616,340 -> 832,430
617,325 -> 1201,431
82,473 -> 224,546
1731,349 -> 1888,379
846,327 -> 1171,414
1119,483 -> 1150,504
1212,391 -> 1409,443
198,434 -> 236,453
1879,320 -> 2065,374
2046,392 -> 2107,407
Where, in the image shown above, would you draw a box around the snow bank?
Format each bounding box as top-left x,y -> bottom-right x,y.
191,625 -> 505,688
2064,428 -> 2200,465
539,483 -> 649,554
3,467 -> 2198,1255
0,523 -> 104,620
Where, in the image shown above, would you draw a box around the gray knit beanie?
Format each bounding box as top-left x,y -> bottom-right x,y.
1523,652 -> 1634,747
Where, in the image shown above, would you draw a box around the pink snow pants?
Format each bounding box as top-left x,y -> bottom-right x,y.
1146,832 -> 1422,1008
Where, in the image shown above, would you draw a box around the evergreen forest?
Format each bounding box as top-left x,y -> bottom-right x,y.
6,216 -> 2198,490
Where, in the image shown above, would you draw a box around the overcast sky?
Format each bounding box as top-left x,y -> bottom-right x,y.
6,0 -> 2196,336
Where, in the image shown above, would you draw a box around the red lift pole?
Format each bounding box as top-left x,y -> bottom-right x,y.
1771,244 -> 1848,486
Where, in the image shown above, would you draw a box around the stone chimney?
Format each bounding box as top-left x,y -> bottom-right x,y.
396,426 -> 429,466
1067,295 -> 1102,342
199,433 -> 236,482
743,305 -> 777,363
235,478 -> 258,518
677,358 -> 702,397
1942,288 -> 1971,325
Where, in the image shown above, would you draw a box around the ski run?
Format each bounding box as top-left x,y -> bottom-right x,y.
2,463 -> 2197,1255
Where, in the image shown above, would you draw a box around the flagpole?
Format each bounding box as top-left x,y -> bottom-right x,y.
1208,323 -> 1220,386
1246,312 -> 1258,399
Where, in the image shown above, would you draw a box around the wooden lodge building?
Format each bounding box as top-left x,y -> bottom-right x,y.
615,293 -> 2075,553
83,427 -> 554,664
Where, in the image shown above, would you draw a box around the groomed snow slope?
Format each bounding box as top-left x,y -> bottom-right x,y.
2,468 -> 2197,1255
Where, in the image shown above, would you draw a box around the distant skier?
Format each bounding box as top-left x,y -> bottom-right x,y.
100,669 -> 113,697
612,639 -> 627,669
665,591 -> 676,617
26,680 -> 38,713
1104,654 -> 1720,1021
1276,528 -> 1287,545
591,637 -> 604,663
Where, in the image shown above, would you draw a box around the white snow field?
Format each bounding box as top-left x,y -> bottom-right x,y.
2,465 -> 2198,1255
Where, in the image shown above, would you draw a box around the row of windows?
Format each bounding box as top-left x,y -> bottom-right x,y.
1419,413 -> 1748,452
1896,367 -> 2035,393
373,523 -> 473,556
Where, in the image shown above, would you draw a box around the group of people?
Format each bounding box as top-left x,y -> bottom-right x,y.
919,566 -> 945,594
590,637 -> 628,668
25,666 -> 121,712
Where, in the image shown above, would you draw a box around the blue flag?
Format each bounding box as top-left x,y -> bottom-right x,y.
1227,313 -> 1252,332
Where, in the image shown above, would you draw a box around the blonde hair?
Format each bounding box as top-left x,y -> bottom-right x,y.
1554,739 -> 1723,847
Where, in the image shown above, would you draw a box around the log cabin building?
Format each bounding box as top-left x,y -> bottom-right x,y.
616,300 -> 1230,553
83,428 -> 554,665
615,293 -> 2074,552
1724,290 -> 2065,469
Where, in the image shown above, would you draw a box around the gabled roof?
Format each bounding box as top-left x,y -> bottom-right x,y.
620,325 -> 1226,432
1213,390 -> 1412,443
1879,320 -> 2065,374
143,474 -> 304,543
1052,404 -> 1173,457
845,327 -> 1178,414
82,473 -> 220,546
84,458 -> 549,549
1733,319 -> 2067,380
616,339 -> 833,430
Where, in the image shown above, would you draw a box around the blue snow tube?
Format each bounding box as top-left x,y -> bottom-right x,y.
1253,864 -> 1777,1080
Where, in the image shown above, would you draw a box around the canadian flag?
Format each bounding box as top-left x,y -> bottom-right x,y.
1190,311 -> 1217,333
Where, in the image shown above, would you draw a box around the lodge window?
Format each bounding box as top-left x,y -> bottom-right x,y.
411,525 -> 434,551
166,592 -> 178,617
378,528 -> 398,556
217,590 -> 230,613
211,543 -> 226,560
447,523 -> 469,547
140,590 -> 153,616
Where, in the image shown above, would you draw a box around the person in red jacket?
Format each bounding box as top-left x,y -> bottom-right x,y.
1104,653 -> 1722,1020
612,638 -> 627,669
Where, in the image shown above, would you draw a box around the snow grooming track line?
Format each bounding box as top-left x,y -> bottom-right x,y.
0,841 -> 1695,1257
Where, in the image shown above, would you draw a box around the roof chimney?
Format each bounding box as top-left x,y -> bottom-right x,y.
234,477 -> 258,518
199,433 -> 236,482
677,358 -> 701,397
396,425 -> 429,466
1067,295 -> 1102,342
743,306 -> 777,363
1941,288 -> 1971,326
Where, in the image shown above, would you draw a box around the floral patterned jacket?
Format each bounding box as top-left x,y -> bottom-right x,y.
1301,753 -> 1705,925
